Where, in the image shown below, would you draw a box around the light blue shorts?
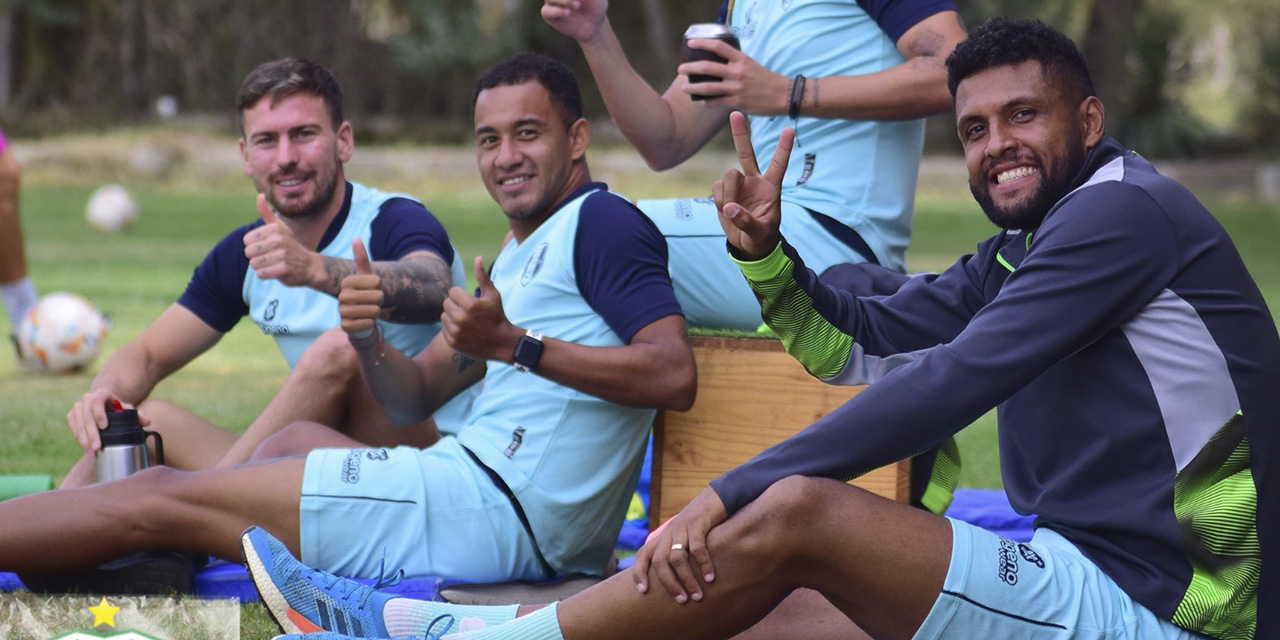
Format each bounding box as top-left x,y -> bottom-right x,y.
916,518 -> 1208,640
637,197 -> 875,331
298,437 -> 546,583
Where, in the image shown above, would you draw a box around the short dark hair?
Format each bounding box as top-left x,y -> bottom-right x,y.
471,52 -> 583,128
235,58 -> 344,136
945,18 -> 1096,106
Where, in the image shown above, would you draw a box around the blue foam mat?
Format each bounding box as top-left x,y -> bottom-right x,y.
945,488 -> 1035,542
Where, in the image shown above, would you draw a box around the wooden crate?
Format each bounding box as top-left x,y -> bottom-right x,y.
650,336 -> 910,527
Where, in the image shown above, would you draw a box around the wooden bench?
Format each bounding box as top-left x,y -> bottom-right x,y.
650,335 -> 911,528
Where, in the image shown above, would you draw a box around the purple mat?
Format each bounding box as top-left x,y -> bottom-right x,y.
945,488 -> 1036,542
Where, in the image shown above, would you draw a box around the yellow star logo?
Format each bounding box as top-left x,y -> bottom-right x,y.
88,596 -> 121,628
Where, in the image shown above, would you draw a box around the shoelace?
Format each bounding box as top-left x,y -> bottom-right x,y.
423,614 -> 455,640
305,553 -> 405,612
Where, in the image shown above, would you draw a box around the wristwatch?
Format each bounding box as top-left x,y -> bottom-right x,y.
512,330 -> 544,373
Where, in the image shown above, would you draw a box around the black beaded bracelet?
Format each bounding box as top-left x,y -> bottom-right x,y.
789,74 -> 806,120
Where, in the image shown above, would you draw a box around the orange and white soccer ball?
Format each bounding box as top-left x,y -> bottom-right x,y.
15,293 -> 111,373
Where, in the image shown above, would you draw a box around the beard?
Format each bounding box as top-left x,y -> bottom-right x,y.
265,153 -> 343,220
971,132 -> 1087,231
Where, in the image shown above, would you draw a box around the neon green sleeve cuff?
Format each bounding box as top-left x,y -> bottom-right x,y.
730,241 -> 790,283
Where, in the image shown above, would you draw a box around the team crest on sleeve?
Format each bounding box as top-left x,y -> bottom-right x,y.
521,243 -> 549,286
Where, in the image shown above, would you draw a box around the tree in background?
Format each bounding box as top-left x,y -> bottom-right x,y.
0,0 -> 1274,158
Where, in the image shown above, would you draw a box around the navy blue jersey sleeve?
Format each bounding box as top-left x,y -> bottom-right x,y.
368,197 -> 455,265
573,192 -> 683,343
712,181 -> 1178,515
856,0 -> 959,42
176,222 -> 260,332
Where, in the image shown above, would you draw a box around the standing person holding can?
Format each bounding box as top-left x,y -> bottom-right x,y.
541,0 -> 966,333
541,0 -> 968,528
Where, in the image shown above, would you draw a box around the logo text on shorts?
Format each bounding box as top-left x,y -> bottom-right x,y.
997,537 -> 1020,585
341,450 -> 364,484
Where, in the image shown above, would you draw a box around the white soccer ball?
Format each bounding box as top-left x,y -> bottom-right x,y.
86,183 -> 139,233
15,292 -> 111,373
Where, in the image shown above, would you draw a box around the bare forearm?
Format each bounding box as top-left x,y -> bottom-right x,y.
89,343 -> 170,403
578,22 -> 719,170
319,254 -> 451,323
795,10 -> 963,121
532,338 -> 696,410
351,332 -> 438,425
796,60 -> 952,121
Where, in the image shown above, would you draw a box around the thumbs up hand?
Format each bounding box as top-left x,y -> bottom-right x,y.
441,256 -> 521,361
339,238 -> 383,340
244,193 -> 322,287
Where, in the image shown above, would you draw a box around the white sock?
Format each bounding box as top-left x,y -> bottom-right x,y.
442,602 -> 563,640
1,277 -> 36,331
383,599 -> 519,637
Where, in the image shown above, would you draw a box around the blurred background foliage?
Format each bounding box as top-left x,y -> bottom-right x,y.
0,0 -> 1276,158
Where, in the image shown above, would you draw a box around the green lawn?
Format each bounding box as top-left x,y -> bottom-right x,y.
1,158 -> 1278,637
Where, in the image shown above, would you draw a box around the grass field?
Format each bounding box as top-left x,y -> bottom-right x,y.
0,141 -> 1278,637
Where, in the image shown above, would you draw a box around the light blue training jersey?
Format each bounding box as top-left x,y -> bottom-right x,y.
241,182 -> 466,367
241,183 -> 473,431
728,0 -> 936,272
456,184 -> 680,575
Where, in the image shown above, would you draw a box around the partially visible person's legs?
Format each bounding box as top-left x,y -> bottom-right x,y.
0,148 -> 38,336
0,456 -> 305,573
637,198 -> 875,331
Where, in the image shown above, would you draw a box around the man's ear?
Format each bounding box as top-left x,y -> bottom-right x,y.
1081,96 -> 1105,149
336,121 -> 355,163
568,118 -> 591,162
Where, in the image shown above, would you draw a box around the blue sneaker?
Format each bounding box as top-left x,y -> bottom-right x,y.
241,526 -> 404,636
271,614 -> 455,640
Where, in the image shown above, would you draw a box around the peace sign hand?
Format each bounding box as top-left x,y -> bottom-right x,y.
713,111 -> 794,261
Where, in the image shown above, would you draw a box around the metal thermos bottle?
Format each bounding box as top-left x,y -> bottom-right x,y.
95,400 -> 164,483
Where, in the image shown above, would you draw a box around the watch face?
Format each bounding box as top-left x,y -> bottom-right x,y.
514,333 -> 543,371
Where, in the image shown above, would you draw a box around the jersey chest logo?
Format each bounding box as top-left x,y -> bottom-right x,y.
521,243 -> 549,286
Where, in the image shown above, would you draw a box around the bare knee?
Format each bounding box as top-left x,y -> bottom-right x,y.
252,420 -> 359,461
252,422 -> 318,460
721,476 -> 856,564
293,329 -> 360,387
105,466 -> 193,545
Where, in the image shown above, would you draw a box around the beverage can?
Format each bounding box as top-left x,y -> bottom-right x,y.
682,23 -> 741,101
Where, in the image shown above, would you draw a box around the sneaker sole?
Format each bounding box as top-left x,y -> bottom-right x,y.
241,529 -> 324,635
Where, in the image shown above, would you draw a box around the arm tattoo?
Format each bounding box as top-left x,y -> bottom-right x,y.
375,252 -> 451,323
320,251 -> 450,322
322,257 -> 354,294
451,351 -> 478,373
